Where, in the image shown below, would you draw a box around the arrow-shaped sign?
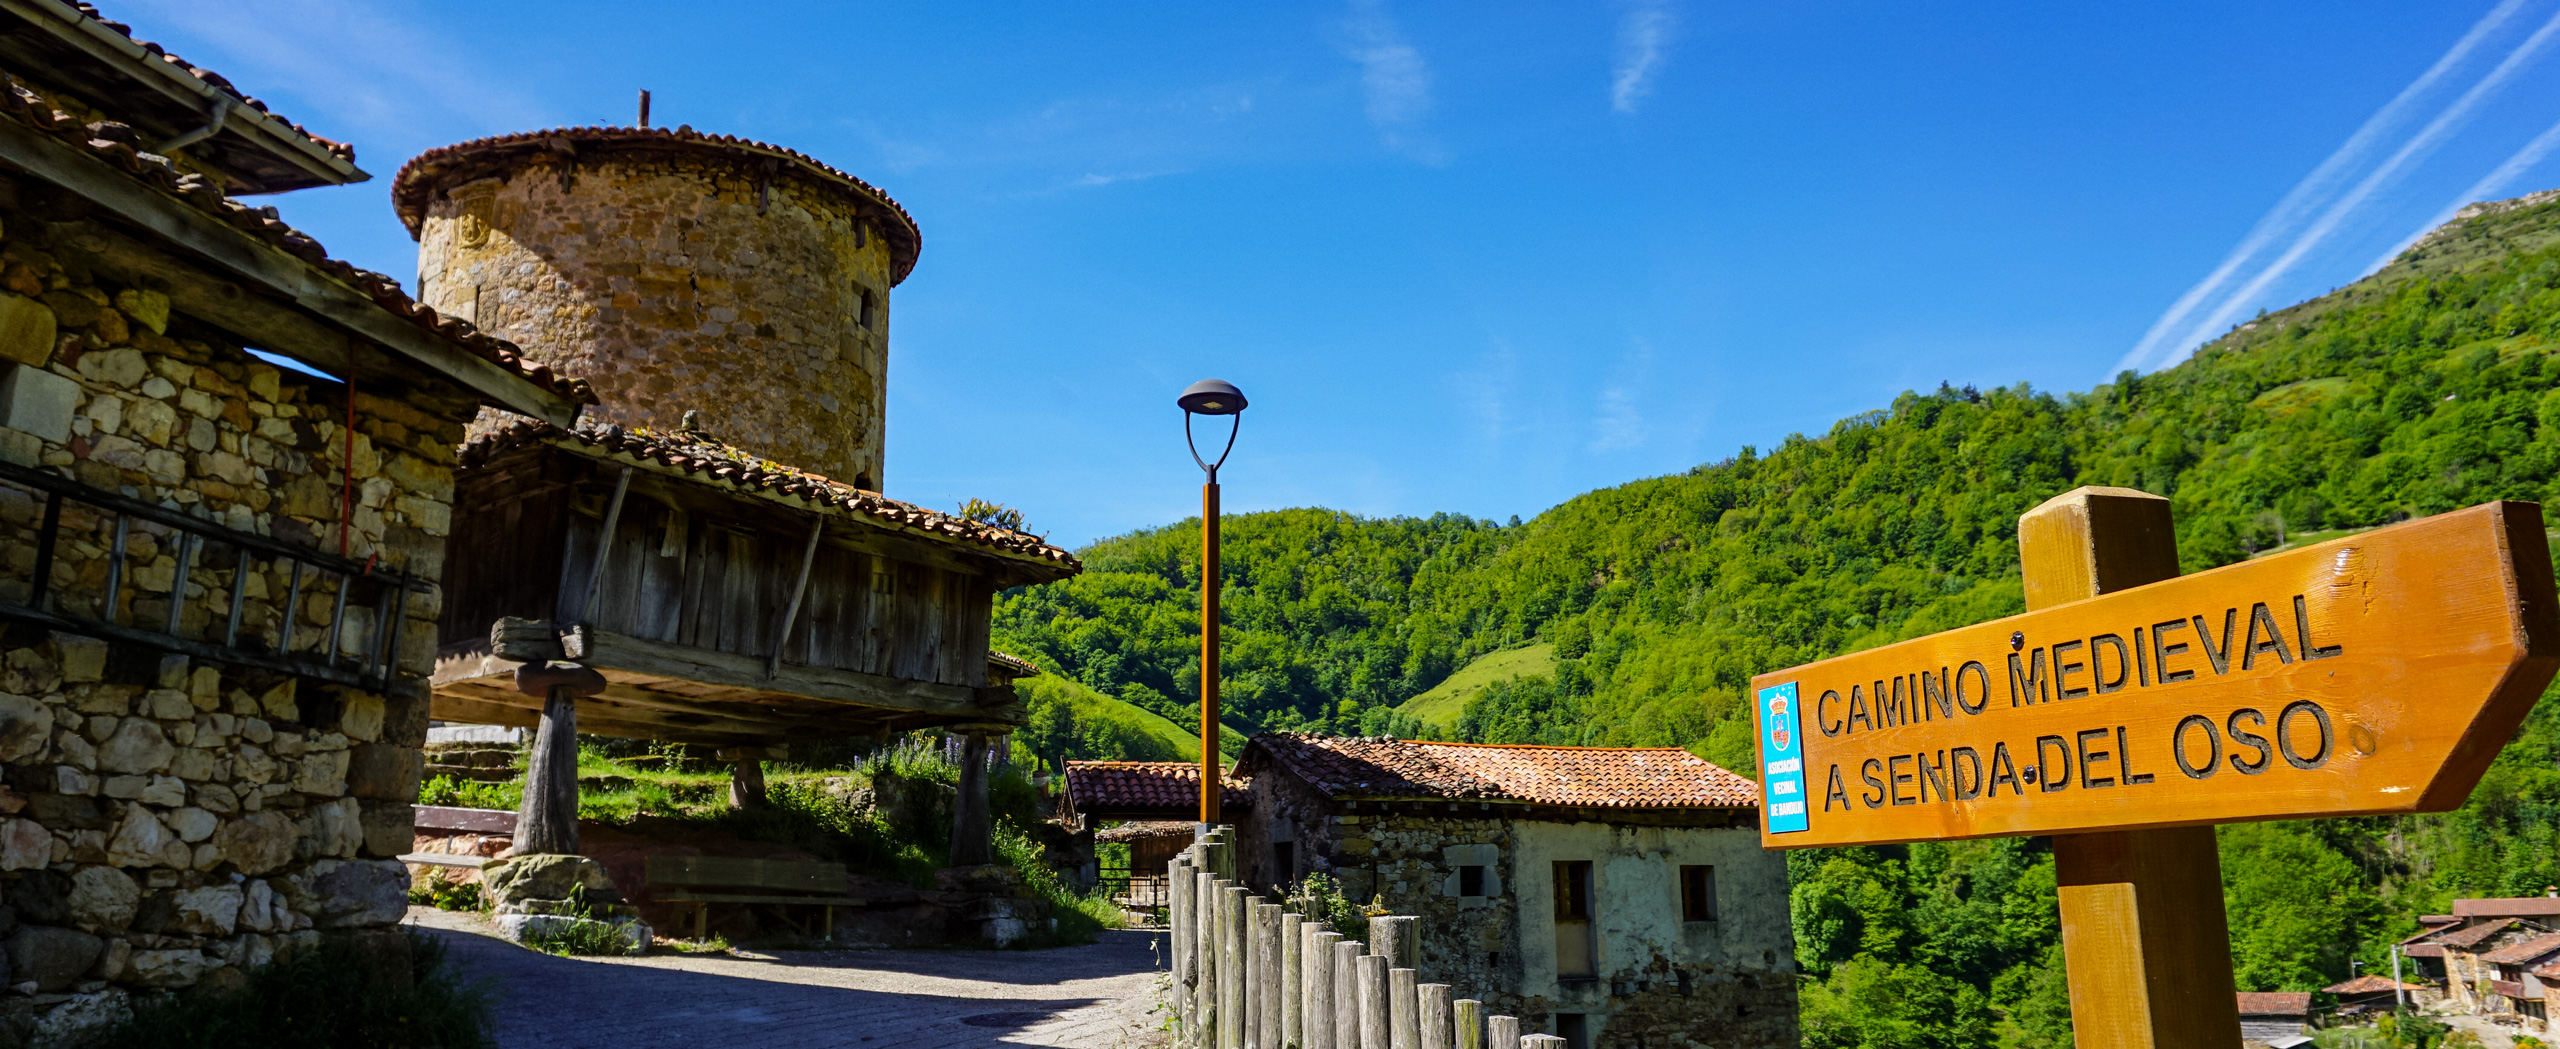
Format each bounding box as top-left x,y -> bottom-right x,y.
1750,500 -> 2560,849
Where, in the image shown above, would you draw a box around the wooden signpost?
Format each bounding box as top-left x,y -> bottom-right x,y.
1751,488 -> 2560,1048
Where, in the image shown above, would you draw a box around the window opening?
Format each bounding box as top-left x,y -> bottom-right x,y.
1554,860 -> 1595,977
1681,864 -> 1717,922
1458,865 -> 1486,897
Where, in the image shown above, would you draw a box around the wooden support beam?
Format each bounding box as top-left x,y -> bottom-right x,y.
0,113 -> 581,425
579,630 -> 1014,722
949,731 -> 995,866
2019,486 -> 2242,1049
727,757 -> 768,811
517,684 -> 582,855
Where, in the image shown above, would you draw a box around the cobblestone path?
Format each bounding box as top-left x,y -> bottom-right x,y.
407,908 -> 1172,1049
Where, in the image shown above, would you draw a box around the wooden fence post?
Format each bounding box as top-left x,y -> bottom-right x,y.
1308,930 -> 1341,1049
1197,870 -> 1220,1047
1417,984 -> 1450,1049
1452,1000 -> 1484,1049
1282,912 -> 1304,1049
1221,885 -> 1248,1049
1369,916 -> 1419,970
1256,902 -> 1283,1049
2019,487 -> 2243,1049
1388,969 -> 1419,1049
1334,941 -> 1365,1049
1486,1015 -> 1519,1049
1356,955 -> 1390,1049
1172,858 -> 1193,1045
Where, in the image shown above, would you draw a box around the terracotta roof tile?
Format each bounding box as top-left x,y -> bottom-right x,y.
64,2 -> 354,162
1095,820 -> 1197,844
0,84 -> 594,406
988,651 -> 1042,678
2437,919 -> 2520,950
2323,975 -> 2426,995
2234,992 -> 2312,1016
1238,734 -> 1758,809
2454,897 -> 2560,919
2404,944 -> 2445,959
457,417 -> 1078,571
2481,931 -> 2560,966
390,126 -> 923,285
1064,761 -> 1245,816
2536,961 -> 2560,981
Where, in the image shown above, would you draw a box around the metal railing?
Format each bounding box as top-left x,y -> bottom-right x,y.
0,460 -> 425,696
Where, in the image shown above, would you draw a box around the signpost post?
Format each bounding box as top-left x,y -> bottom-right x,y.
1752,487 -> 2560,1048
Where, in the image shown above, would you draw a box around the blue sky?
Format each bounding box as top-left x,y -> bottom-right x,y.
130,0 -> 2560,546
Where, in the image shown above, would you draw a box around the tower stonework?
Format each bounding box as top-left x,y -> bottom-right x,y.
392,127 -> 922,489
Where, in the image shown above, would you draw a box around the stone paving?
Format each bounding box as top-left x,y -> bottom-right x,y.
406,907 -> 1172,1049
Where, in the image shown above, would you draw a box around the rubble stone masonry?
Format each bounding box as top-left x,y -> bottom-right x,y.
413,147 -> 896,488
1281,803 -> 1798,1049
0,171 -> 452,1040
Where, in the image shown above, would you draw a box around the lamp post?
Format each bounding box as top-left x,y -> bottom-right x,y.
1180,379 -> 1247,827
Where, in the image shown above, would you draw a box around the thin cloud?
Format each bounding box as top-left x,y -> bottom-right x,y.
1611,0 -> 1680,115
2368,112 -> 2560,271
2158,4 -> 2560,362
2116,0 -> 2536,375
1589,338 -> 1654,452
1341,0 -> 1439,160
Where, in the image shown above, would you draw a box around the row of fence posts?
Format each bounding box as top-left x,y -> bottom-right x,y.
1169,828 -> 1562,1049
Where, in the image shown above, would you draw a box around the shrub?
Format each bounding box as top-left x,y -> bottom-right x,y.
93,931 -> 493,1049
1285,873 -> 1374,941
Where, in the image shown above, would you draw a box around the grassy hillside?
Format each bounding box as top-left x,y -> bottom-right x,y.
997,189 -> 2560,1044
1013,672 -> 1200,765
1396,644 -> 1555,730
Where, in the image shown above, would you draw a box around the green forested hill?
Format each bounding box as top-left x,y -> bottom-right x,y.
994,190 -> 2560,1046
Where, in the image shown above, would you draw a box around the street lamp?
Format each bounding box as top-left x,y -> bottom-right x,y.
1180,379 -> 1246,827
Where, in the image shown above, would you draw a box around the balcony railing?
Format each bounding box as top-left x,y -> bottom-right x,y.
0,460 -> 424,696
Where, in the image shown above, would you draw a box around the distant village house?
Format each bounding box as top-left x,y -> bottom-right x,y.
1227,734 -> 1797,1049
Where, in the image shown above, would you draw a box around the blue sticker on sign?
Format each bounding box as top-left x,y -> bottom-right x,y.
1759,682 -> 1809,834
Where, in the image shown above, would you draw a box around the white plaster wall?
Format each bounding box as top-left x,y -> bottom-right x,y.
1505,820 -> 1793,1034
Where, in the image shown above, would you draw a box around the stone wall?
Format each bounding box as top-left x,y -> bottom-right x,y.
0,170 -> 458,1038
1240,768 -> 1797,1049
413,150 -> 896,488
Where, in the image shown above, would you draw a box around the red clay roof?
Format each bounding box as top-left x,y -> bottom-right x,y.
1239,734 -> 1759,809
2404,944 -> 2445,959
58,2 -> 354,163
2234,992 -> 2312,1016
389,126 -> 922,285
2481,931 -> 2560,966
0,85 -> 594,407
2455,898 -> 2560,919
2436,919 -> 2521,950
2323,975 -> 2427,995
1064,762 -> 1246,818
458,418 -> 1078,572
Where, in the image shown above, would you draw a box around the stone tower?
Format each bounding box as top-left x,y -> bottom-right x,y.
390,126 -> 921,490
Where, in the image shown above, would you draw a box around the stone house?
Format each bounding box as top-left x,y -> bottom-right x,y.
1229,734 -> 1796,1049
0,0 -> 586,1038
2321,974 -> 2428,1019
2479,931 -> 2560,1028
2398,896 -> 2560,1023
1059,760 -> 1247,901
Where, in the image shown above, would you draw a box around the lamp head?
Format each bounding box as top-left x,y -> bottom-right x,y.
1178,379 -> 1248,416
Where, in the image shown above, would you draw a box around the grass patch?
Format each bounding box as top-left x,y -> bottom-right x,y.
407,869 -> 486,913
1397,644 -> 1556,730
416,776 -> 518,811
94,932 -> 492,1049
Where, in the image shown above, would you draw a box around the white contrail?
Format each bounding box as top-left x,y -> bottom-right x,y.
2364,112 -> 2560,273
2114,0 -> 2534,375
2157,3 -> 2560,363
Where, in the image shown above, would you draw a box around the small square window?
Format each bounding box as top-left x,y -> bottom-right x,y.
1458,865 -> 1486,897
1681,864 -> 1717,922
